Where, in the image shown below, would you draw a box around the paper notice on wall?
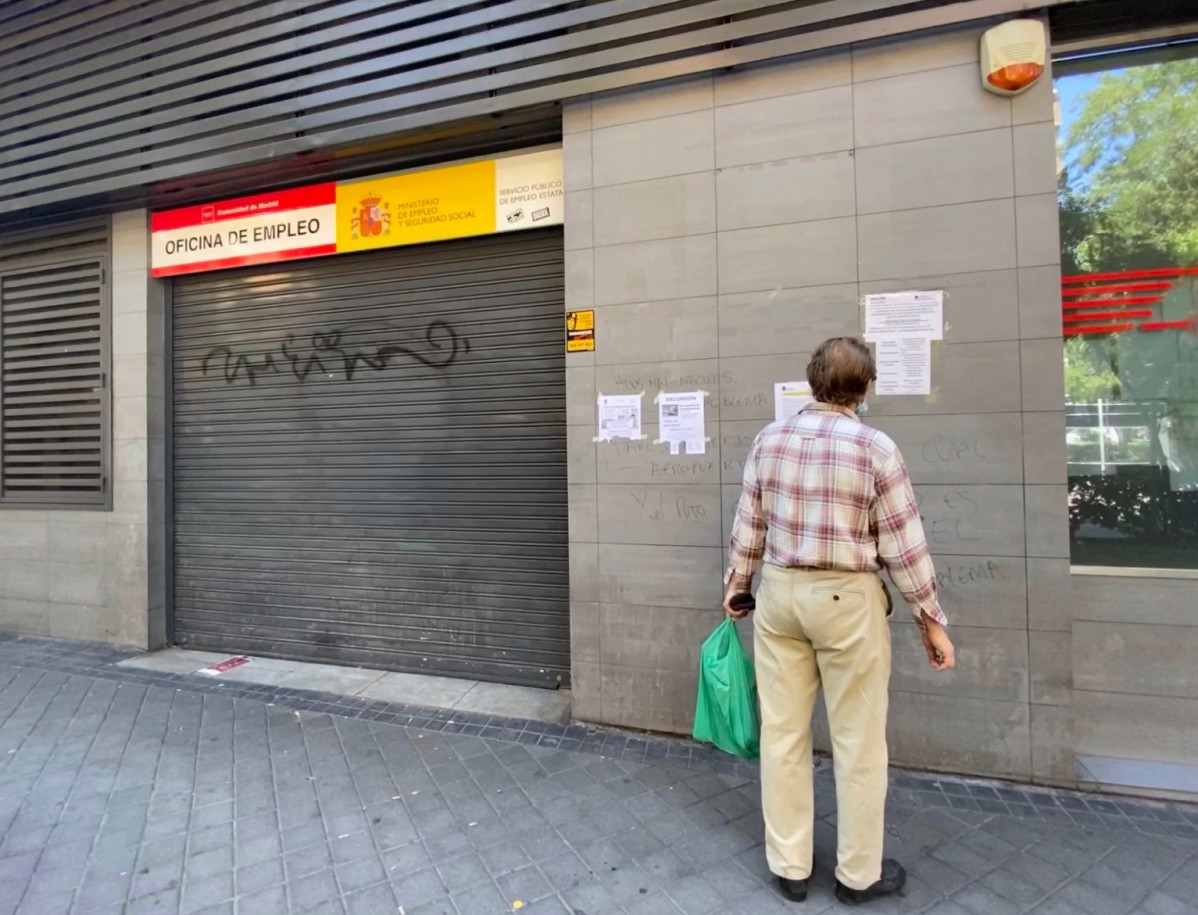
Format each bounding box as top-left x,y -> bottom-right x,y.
657,391 -> 706,455
774,381 -> 813,422
864,291 -> 944,341
596,394 -> 643,442
874,336 -> 932,395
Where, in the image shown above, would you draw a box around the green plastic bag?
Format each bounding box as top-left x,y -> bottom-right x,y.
692,618 -> 760,759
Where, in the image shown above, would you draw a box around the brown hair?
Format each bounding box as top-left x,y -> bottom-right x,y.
806,337 -> 876,406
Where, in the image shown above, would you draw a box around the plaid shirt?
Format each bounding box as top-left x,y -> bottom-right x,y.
727,402 -> 947,625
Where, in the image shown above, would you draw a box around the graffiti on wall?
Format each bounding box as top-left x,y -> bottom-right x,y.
201,318 -> 470,386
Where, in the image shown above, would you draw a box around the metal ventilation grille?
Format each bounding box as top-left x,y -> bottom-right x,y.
0,260 -> 108,505
0,0 -> 1073,220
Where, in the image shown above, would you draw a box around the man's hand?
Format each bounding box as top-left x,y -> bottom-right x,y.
723,582 -> 751,620
918,614 -> 955,672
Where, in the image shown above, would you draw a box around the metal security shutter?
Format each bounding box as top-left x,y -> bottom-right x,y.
171,229 -> 568,686
0,219 -> 110,507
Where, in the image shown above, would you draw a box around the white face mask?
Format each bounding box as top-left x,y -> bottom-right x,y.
855,400 -> 869,416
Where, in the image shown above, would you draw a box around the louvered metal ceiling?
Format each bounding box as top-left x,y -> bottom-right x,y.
0,0 -> 1092,223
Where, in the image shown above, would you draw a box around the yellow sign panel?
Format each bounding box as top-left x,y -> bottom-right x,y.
566,310 -> 595,352
336,160 -> 496,252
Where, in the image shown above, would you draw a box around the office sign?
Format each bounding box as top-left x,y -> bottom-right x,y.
150,185 -> 337,276
151,149 -> 562,277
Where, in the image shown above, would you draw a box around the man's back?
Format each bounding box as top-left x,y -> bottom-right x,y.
749,404 -> 901,575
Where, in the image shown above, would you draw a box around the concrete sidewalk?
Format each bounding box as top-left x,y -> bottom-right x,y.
0,634 -> 1195,915
118,648 -> 573,725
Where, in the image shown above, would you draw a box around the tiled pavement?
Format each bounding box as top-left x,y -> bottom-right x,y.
0,635 -> 1196,915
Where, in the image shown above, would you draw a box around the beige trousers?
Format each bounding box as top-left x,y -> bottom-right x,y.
754,564 -> 892,890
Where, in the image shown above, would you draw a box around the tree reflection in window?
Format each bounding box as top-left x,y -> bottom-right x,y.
1057,50 -> 1198,568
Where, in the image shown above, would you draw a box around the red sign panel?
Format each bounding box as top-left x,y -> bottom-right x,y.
151,184 -> 337,277
1061,267 -> 1198,336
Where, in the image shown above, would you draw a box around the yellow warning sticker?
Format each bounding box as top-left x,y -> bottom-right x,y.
566,310 -> 595,352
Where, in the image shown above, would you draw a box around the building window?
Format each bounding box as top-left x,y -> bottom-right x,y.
0,259 -> 109,507
1057,46 -> 1198,569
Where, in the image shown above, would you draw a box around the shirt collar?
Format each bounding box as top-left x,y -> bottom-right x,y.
803,401 -> 859,421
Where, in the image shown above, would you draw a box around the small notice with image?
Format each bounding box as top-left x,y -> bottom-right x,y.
566,310 -> 595,353
657,391 -> 706,455
597,394 -> 642,441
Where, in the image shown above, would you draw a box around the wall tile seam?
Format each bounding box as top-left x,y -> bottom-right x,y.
717,209 -> 858,235
592,229 -> 718,250
861,264 -> 1044,285
853,123 -> 1014,154
585,124 -> 595,189
589,104 -> 714,129
889,620 -> 1032,630
857,191 -> 1030,220
850,121 -> 1029,153
592,292 -> 724,309
712,72 -> 854,109
1009,116 -> 1056,129
810,338 -> 1033,351
589,171 -> 722,193
887,686 -> 1030,703
891,621 -> 1033,632
590,166 -> 718,190
897,690 -> 1033,705
897,550 -> 1035,561
601,541 -> 1036,556
574,409 -> 1046,421
847,57 -> 989,87
589,105 -> 715,135
716,145 -> 857,171
743,409 -> 1044,421
1072,686 -> 1198,703
607,482 -> 1031,490
591,660 -> 703,675
1072,617 -> 1198,630
584,415 -> 1033,430
590,279 -> 867,306
563,97 -> 593,135
856,195 -> 1024,222
1009,120 -> 1041,715
597,218 -> 877,244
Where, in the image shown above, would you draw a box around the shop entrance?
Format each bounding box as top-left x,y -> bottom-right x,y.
170,229 -> 569,686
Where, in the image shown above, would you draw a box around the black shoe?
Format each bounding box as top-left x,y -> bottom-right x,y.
777,875 -> 808,902
835,859 -> 907,905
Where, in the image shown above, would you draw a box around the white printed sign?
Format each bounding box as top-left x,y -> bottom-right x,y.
597,394 -> 643,442
875,336 -> 932,395
495,149 -> 564,232
774,381 -> 813,422
657,391 -> 706,455
864,291 -> 944,340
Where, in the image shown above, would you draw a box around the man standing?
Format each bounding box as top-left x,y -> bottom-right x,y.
724,337 -> 955,906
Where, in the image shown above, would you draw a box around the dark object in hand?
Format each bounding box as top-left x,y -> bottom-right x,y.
728,593 -> 756,612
